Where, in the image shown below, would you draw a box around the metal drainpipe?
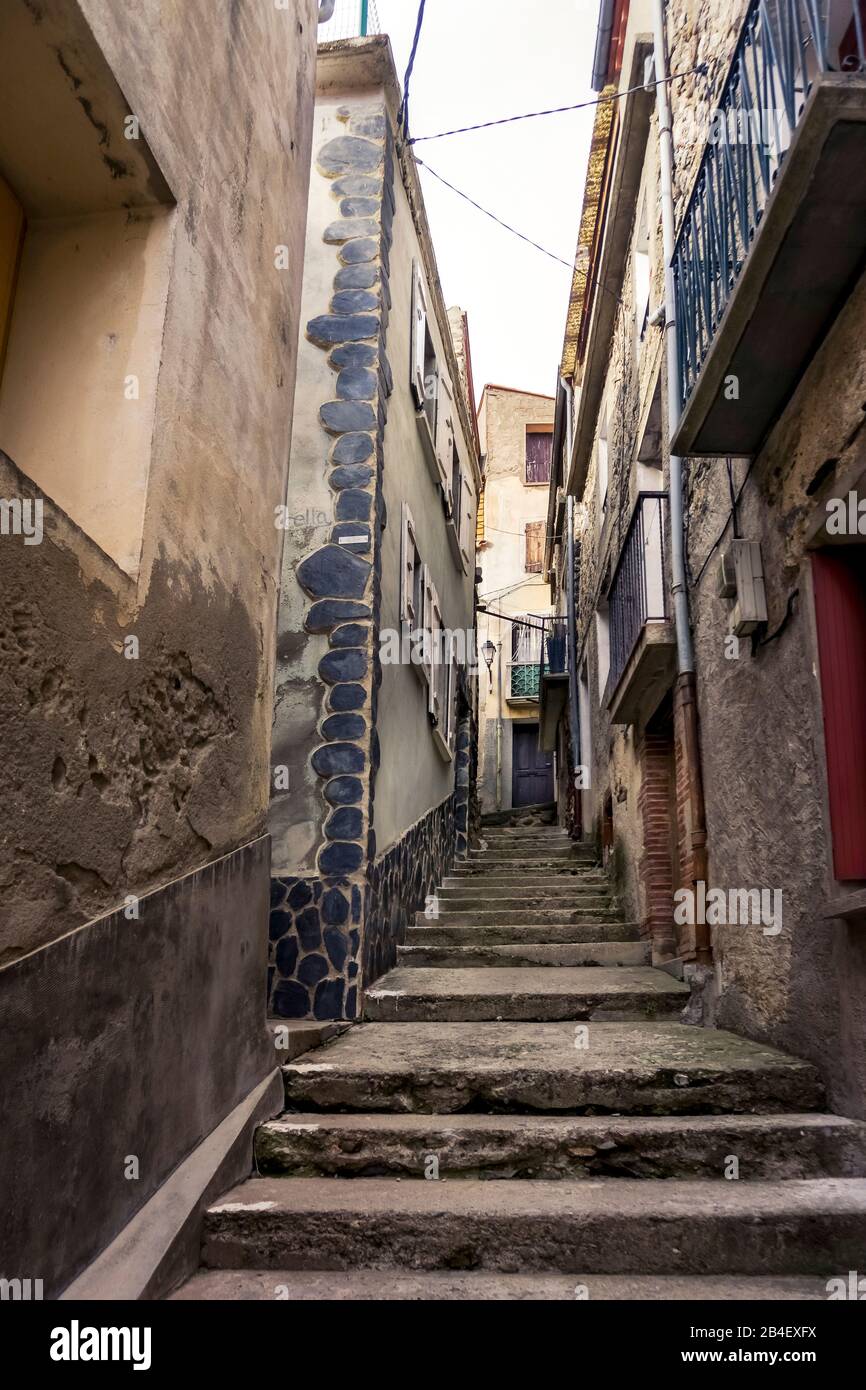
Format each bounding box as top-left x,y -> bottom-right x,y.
495,639 -> 503,811
652,0 -> 710,963
566,497 -> 581,830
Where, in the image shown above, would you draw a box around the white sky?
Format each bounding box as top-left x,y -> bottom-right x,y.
373,0 -> 599,403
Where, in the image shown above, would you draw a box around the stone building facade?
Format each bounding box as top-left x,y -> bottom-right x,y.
0,0 -> 319,1296
476,385 -> 557,813
547,0 -> 866,1117
268,37 -> 481,1020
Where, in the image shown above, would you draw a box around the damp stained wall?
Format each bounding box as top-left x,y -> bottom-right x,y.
0,0 -> 318,959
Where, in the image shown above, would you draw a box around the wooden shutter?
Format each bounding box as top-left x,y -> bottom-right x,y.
525,430 -> 552,485
812,548 -> 866,879
421,566 -> 435,688
436,376 -> 454,489
400,503 -> 417,624
525,521 -> 544,573
411,262 -> 427,407
428,583 -> 443,718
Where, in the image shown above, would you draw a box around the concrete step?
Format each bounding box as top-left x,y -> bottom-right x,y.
397,941 -> 651,969
281,1021 -> 824,1114
470,852 -> 596,867
201,1175 -> 866,1275
446,868 -> 605,883
363,966 -> 688,1022
435,895 -> 615,914
429,909 -> 624,927
172,1269 -> 831,1300
255,1112 -> 866,1181
438,883 -> 611,900
405,922 -> 642,947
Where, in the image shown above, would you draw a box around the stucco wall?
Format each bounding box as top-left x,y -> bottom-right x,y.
375,163 -> 477,853
0,0 -> 317,960
687,265 -> 866,1118
0,0 -> 317,1292
477,387 -> 555,810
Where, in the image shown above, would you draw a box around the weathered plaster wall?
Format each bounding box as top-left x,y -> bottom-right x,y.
0,0 -> 318,959
565,145 -> 668,925
686,265 -> 866,1118
0,0 -> 318,1293
375,163 -> 477,852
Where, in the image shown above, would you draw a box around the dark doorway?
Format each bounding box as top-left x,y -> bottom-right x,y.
512,723 -> 554,806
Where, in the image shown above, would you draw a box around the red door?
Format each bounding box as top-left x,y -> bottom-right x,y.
812,548 -> 866,879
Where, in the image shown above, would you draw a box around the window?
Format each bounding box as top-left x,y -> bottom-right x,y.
436,374 -> 454,488
429,601 -> 456,760
525,427 -> 552,486
411,260 -> 438,438
595,603 -> 610,700
634,194 -> 651,347
0,16 -> 175,579
445,435 -> 474,572
400,503 -> 423,625
525,520 -> 544,573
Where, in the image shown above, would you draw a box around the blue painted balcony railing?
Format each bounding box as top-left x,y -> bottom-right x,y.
672,0 -> 866,410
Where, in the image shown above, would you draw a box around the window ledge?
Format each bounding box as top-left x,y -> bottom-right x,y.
431,727 -> 454,762
821,888 -> 866,924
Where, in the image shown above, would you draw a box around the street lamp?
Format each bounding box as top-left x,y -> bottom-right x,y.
481,639 -> 496,688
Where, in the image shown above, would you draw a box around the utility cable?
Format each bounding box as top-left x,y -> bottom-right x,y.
413,156 -> 573,269
397,0 -> 427,139
408,61 -> 710,144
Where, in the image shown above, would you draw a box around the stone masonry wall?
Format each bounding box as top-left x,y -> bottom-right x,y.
268,102 -> 395,1021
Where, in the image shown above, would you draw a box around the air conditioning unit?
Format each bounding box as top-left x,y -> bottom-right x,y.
717,540 -> 767,635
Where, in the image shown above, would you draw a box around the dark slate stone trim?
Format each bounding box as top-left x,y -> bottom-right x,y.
268,103 -> 397,1023
362,792 -> 459,987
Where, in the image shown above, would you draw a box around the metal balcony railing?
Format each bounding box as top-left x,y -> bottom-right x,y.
608,493 -> 668,694
509,662 -> 541,700
507,616 -> 568,701
318,0 -> 381,41
672,0 -> 866,408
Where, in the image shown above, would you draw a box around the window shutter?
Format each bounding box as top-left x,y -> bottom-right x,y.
400,503 -> 417,624
525,430 -> 552,485
460,471 -> 475,562
436,376 -> 454,489
421,565 -> 435,688
411,262 -> 427,407
525,521 -> 544,573
427,581 -> 442,716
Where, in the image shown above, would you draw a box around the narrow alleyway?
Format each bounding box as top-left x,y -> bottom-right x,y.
175,819 -> 866,1299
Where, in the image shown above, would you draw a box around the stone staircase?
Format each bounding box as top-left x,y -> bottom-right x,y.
173,821 -> 866,1300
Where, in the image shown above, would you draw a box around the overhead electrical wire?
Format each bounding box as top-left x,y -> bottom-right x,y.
408,61 -> 710,145
397,0 -> 427,138
413,156 -> 573,269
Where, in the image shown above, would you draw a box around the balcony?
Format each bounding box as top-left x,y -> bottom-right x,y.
318,0 -> 381,41
672,0 -> 866,458
607,493 -> 676,726
507,617 -> 568,719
